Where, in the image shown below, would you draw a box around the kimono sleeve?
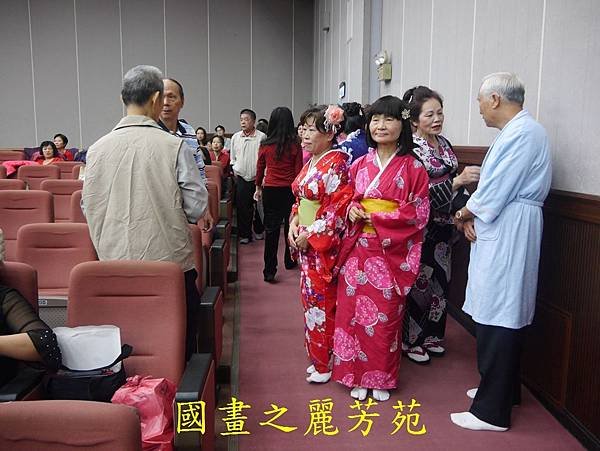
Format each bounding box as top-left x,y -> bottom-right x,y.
306,158 -> 353,252
466,132 -> 535,223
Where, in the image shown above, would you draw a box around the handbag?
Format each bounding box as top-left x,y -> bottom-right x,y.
45,344 -> 132,402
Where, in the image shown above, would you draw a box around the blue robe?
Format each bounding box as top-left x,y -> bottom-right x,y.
463,109 -> 552,329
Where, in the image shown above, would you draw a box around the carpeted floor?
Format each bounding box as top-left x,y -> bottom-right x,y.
232,237 -> 583,450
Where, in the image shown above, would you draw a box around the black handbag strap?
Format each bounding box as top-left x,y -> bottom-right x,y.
60,344 -> 133,373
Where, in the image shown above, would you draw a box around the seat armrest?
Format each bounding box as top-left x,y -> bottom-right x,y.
198,286 -> 223,361
209,239 -> 226,289
0,367 -> 45,402
174,353 -> 214,451
215,219 -> 229,240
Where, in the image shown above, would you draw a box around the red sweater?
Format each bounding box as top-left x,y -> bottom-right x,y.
256,142 -> 303,187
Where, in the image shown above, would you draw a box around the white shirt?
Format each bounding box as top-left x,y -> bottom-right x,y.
229,129 -> 266,181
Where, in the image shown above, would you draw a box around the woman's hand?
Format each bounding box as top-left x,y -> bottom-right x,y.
253,186 -> 262,201
288,215 -> 299,248
349,206 -> 367,223
295,232 -> 309,251
463,219 -> 477,242
454,166 -> 480,189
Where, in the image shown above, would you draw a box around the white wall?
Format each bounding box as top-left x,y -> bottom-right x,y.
313,0 -> 600,196
0,0 -> 314,149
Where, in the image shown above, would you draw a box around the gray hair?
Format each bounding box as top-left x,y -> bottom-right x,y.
479,72 -> 525,106
121,65 -> 164,106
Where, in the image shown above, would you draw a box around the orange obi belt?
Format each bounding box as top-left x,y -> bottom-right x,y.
360,198 -> 398,233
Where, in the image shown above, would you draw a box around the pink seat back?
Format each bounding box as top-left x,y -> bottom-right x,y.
0,190 -> 53,261
0,400 -> 142,451
51,161 -> 82,180
16,223 -> 97,295
68,261 -> 186,384
0,261 -> 38,310
0,179 -> 26,190
17,165 -> 60,190
205,165 -> 222,197
0,165 -> 6,178
70,189 -> 86,223
40,179 -> 84,222
72,164 -> 84,180
0,150 -> 24,162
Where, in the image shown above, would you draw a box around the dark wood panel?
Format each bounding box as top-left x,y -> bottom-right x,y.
448,146 -> 600,448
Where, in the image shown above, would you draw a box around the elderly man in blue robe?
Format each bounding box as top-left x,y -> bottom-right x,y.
451,72 -> 552,432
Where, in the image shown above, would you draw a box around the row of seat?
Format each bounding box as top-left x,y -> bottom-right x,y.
0,259 -> 215,450
0,161 -> 84,185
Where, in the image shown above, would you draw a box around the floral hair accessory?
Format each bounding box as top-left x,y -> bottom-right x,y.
324,105 -> 345,133
401,108 -> 411,120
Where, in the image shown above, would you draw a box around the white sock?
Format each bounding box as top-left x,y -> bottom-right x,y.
306,371 -> 331,383
466,388 -> 478,399
372,389 -> 390,401
350,387 -> 367,401
306,365 -> 316,374
450,412 -> 508,432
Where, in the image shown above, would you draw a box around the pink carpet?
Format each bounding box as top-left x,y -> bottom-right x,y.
234,237 -> 583,450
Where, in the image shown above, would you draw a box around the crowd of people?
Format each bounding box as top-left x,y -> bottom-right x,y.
0,65 -> 551,435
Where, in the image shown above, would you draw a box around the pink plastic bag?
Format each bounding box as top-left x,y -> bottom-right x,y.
112,375 -> 177,451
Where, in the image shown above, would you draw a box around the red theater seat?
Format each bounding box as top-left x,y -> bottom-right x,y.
40,179 -> 84,222
0,400 -> 142,451
0,261 -> 38,311
0,150 -> 25,162
0,190 -> 53,261
51,161 -> 83,180
17,164 -> 60,190
0,179 -> 26,190
68,261 -> 215,450
70,189 -> 86,223
72,164 -> 84,180
0,165 -> 6,178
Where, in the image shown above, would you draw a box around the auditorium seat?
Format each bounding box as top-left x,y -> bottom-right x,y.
68,260 -> 215,451
0,179 -> 26,190
70,189 -> 86,223
189,224 -> 224,365
0,261 -> 46,402
72,164 -> 84,180
205,165 -> 223,198
203,181 -> 230,296
40,179 -> 84,222
16,223 -> 97,328
0,190 -> 53,261
0,150 -> 25,162
0,400 -> 142,451
17,164 -> 60,190
52,161 -> 83,180
0,165 -> 6,178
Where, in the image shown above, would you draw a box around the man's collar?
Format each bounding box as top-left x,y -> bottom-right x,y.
242,128 -> 257,138
158,119 -> 187,135
113,115 -> 162,131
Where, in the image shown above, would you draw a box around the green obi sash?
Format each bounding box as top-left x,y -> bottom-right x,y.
298,199 -> 321,226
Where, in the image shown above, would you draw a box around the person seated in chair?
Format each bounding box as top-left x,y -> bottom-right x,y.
0,229 -> 62,387
34,141 -> 63,165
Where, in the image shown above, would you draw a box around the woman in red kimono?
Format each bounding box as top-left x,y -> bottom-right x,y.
289,105 -> 352,383
332,96 -> 430,401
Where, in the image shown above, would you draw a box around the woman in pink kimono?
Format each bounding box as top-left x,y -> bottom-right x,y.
332,96 -> 430,401
289,105 -> 353,383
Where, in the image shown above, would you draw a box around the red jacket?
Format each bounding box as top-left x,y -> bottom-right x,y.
256,142 -> 303,187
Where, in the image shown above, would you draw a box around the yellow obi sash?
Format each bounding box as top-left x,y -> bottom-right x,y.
298,199 -> 321,226
360,198 -> 398,233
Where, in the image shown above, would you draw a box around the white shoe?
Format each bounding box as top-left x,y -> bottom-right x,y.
306,364 -> 316,374
450,412 -> 508,432
254,232 -> 264,240
372,389 -> 390,401
350,387 -> 368,401
306,371 -> 331,383
467,388 -> 478,399
402,344 -> 430,364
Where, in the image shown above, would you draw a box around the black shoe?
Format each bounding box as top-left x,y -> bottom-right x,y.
284,261 -> 298,270
264,273 -> 276,283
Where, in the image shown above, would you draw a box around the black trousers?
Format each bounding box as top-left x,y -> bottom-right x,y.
184,269 -> 202,361
236,176 -> 264,240
470,322 -> 524,428
262,186 -> 295,276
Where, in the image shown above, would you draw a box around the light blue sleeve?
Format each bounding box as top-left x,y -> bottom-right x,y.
177,142 -> 208,223
466,130 -> 535,223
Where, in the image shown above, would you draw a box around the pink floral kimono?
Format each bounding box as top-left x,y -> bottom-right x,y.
332,149 -> 429,389
291,149 -> 352,374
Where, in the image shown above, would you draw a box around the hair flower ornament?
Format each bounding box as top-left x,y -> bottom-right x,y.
401,108 -> 411,120
324,105 -> 345,133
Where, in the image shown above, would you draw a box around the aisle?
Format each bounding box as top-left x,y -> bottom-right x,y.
234,238 -> 582,450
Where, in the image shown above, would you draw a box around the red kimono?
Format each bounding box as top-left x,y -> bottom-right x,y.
291,149 -> 352,374
332,149 -> 429,390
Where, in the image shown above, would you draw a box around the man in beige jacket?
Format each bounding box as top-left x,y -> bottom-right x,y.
83,65 -> 208,360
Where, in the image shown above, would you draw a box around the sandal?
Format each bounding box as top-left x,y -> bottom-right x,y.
423,338 -> 445,357
402,343 -> 430,364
